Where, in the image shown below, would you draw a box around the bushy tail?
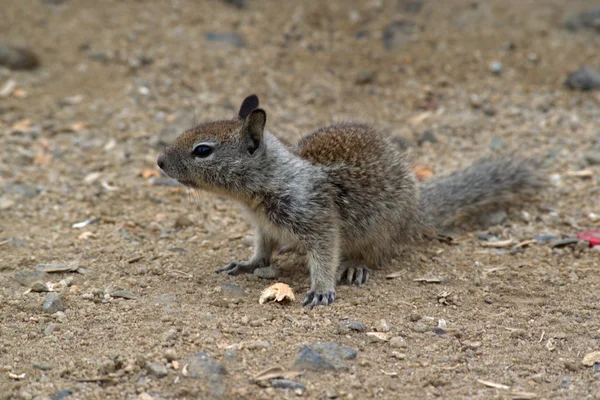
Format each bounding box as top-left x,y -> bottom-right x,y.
421,156 -> 547,230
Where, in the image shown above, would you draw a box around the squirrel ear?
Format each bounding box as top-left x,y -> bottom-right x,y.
243,108 -> 266,154
238,94 -> 260,119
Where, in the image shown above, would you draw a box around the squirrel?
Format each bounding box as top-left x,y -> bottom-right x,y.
157,94 -> 545,308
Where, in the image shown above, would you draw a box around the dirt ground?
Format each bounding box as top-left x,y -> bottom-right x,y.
1,0 -> 600,399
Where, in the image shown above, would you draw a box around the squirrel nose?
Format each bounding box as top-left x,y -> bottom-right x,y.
157,153 -> 165,170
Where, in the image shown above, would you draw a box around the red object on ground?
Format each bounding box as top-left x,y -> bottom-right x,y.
577,230 -> 600,247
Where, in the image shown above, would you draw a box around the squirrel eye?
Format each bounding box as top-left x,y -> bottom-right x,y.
192,145 -> 213,158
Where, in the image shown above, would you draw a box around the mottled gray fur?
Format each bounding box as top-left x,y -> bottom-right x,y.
157,95 -> 545,308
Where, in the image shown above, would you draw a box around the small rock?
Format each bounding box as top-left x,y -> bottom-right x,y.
42,293 -> 65,314
550,238 -> 579,248
271,379 -> 305,392
355,71 -> 376,85
535,234 -> 557,244
32,362 -> 53,371
383,20 -> 418,49
565,67 -> 600,91
417,130 -> 437,146
582,351 -> 600,367
146,363 -> 168,378
478,210 -> 507,227
220,283 -> 246,298
489,61 -> 503,75
253,266 -> 281,279
163,328 -> 178,342
311,342 -> 357,363
584,152 -> 600,166
338,321 -> 365,333
204,32 -> 244,48
325,388 -> 339,399
14,270 -> 47,287
174,215 -> 194,229
389,336 -> 407,349
461,340 -> 481,350
30,281 -> 50,293
245,341 -> 270,350
184,352 -> 227,378
164,349 -> 178,361
367,332 -> 389,343
0,44 -> 39,70
392,351 -> 406,360
110,290 -> 138,299
412,322 -> 429,333
375,319 -> 390,333
221,0 -> 247,8
51,389 -> 72,400
563,7 -> 600,32
292,348 -> 336,372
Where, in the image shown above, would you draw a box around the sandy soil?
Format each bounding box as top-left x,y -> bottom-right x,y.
1,0 -> 600,399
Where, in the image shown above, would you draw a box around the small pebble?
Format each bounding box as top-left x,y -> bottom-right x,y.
375,319 -> 390,332
338,321 -> 365,333
271,379 -> 305,392
565,66 -> 600,91
418,130 -> 437,146
389,336 -> 407,348
111,290 -> 138,299
355,71 -> 376,85
146,363 -> 168,378
489,61 -> 503,75
550,238 -> 579,248
30,281 -> 49,292
42,293 -> 65,314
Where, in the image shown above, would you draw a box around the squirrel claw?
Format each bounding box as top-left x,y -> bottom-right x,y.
216,261 -> 254,276
339,266 -> 371,286
303,289 -> 336,308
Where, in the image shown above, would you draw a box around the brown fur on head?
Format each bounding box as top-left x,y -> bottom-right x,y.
156,95 -> 267,193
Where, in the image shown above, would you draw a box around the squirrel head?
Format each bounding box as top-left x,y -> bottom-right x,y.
157,94 -> 267,193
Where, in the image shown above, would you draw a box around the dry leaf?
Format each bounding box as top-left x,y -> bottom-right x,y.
77,231 -> 96,240
252,366 -> 286,382
259,283 -> 295,305
414,165 -> 433,181
140,169 -> 160,179
172,360 -> 180,370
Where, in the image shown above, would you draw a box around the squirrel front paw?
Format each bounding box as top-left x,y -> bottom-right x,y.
303,289 -> 336,309
216,259 -> 267,276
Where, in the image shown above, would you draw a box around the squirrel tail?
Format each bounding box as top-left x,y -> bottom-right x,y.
420,156 -> 547,231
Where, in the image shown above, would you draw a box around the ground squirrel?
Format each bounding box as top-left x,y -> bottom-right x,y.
157,94 -> 545,308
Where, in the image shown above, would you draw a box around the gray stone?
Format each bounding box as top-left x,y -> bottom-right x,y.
221,0 -> 247,8
585,152 -> 600,166
32,362 -> 53,371
338,321 -> 365,333
110,290 -> 138,300
292,347 -> 336,372
0,44 -> 39,70
418,130 -> 437,146
389,336 -> 408,348
253,266 -> 281,279
2,183 -> 41,198
271,379 -> 305,392
383,20 -> 418,49
355,71 -> 376,85
489,61 -> 503,75
15,270 -> 47,287
30,281 -> 50,292
184,352 -> 227,378
565,67 -> 600,91
489,136 -> 505,151
51,389 -> 72,400
220,283 -> 246,298
311,342 -> 357,362
204,32 -> 244,48
550,238 -> 579,248
42,293 -> 65,314
535,234 -> 558,244
398,0 -> 423,14
563,7 -> 600,32
146,363 -> 168,378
